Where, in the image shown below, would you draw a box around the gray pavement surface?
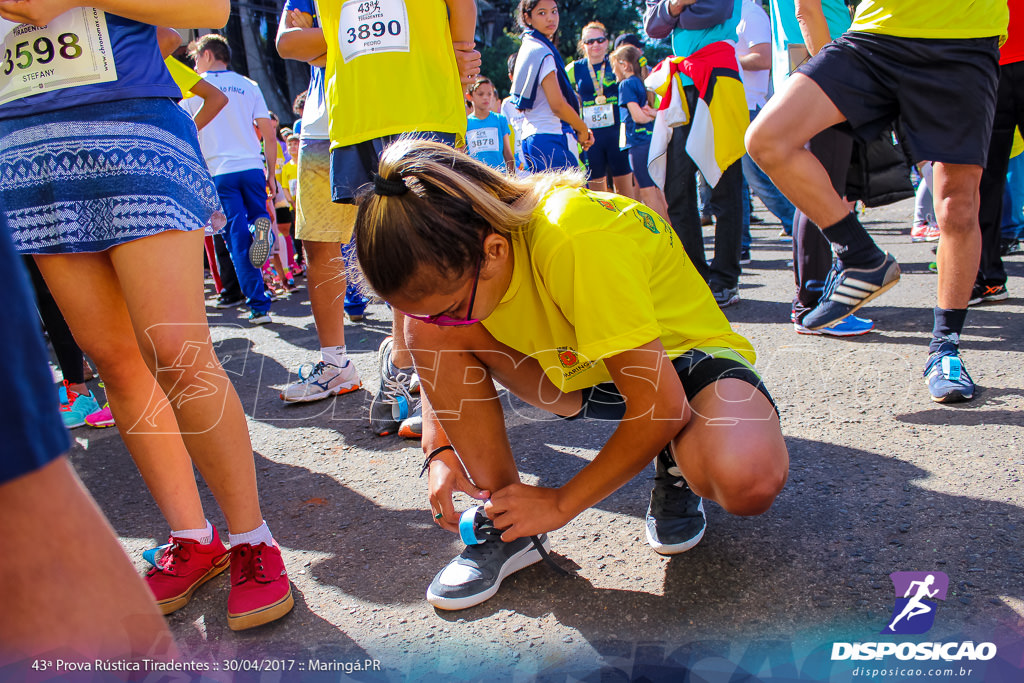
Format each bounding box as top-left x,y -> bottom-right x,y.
64,198 -> 1024,681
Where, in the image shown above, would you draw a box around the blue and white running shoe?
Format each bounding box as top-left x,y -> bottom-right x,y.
924,339 -> 975,404
803,254 -> 900,330
794,314 -> 874,337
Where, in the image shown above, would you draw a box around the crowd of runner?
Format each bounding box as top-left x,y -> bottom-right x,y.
0,0 -> 1016,662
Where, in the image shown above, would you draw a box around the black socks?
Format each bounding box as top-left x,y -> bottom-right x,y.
822,212 -> 886,269
930,307 -> 967,353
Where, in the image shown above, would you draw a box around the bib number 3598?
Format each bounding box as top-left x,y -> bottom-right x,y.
0,9 -> 115,107
339,0 -> 410,63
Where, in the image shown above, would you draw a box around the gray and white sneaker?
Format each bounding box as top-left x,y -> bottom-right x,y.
248,216 -> 273,269
280,360 -> 361,403
427,521 -> 548,611
645,447 -> 706,555
369,337 -> 419,436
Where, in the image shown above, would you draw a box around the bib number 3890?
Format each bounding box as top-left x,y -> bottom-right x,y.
339,0 -> 410,63
0,9 -> 115,107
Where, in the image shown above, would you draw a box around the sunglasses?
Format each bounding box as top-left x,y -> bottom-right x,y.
402,261 -> 482,327
583,37 -> 607,45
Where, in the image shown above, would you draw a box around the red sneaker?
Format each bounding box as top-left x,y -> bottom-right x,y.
226,542 -> 294,631
911,221 -> 940,243
144,528 -> 229,615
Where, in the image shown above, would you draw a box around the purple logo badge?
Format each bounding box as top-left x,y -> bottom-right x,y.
882,571 -> 949,635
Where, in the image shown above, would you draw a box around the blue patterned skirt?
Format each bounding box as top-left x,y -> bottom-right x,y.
0,98 -> 221,254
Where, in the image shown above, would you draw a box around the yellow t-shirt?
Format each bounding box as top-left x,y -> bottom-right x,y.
317,0 -> 466,148
482,187 -> 755,393
278,160 -> 299,203
850,0 -> 1008,41
164,56 -> 201,99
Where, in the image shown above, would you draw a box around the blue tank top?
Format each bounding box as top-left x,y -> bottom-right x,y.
0,11 -> 178,120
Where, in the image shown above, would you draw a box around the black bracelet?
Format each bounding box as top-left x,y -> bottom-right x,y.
419,445 -> 455,477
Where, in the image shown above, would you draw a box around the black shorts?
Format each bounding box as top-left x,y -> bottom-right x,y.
275,206 -> 293,225
330,131 -> 458,204
563,348 -> 778,422
585,126 -> 632,179
798,32 -> 999,166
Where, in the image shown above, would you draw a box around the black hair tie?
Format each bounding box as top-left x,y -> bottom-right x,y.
373,172 -> 409,197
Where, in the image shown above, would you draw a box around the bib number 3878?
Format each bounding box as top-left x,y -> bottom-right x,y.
339,0 -> 410,63
0,9 -> 115,107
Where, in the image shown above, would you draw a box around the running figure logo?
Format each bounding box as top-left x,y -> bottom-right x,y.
882,571 -> 949,635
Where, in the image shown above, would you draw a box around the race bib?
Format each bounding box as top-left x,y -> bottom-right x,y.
0,9 -> 115,107
466,127 -> 500,155
582,103 -> 614,129
339,0 -> 410,63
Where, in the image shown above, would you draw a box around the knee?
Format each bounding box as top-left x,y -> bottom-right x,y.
710,448 -> 788,516
934,196 -> 981,233
744,118 -> 785,173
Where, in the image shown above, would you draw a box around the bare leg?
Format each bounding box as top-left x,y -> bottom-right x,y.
0,457 -> 177,661
932,162 -> 983,309
639,186 -> 671,224
303,240 -> 348,348
612,173 -> 635,200
588,177 -> 609,193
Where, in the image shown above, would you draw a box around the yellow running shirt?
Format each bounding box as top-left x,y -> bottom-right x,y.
482,187 -> 755,393
164,57 -> 201,99
850,0 -> 1008,41
317,0 -> 466,148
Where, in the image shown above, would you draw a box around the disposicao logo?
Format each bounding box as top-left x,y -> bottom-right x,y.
831,570 -> 997,663
883,571 -> 948,635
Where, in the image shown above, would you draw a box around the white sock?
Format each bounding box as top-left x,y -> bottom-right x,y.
171,520 -> 213,545
321,345 -> 347,367
228,521 -> 274,548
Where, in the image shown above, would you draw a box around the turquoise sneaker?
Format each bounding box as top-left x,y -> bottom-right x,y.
60,382 -> 100,428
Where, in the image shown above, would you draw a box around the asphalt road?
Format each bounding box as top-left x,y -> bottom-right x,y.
63,197 -> 1024,682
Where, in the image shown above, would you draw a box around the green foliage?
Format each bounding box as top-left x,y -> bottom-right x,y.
479,0 -> 659,97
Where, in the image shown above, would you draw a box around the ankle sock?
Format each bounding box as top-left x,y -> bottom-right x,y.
320,345 -> 347,367
229,521 -> 274,548
822,212 -> 885,269
930,307 -> 967,353
172,520 -> 213,545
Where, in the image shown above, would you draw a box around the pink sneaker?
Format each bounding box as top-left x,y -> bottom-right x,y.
144,527 -> 229,615
85,403 -> 115,428
226,542 -> 294,631
911,221 -> 940,243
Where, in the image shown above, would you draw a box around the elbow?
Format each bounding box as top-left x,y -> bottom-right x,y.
204,2 -> 231,30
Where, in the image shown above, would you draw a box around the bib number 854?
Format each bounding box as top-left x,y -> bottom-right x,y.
346,20 -> 402,43
3,33 -> 81,76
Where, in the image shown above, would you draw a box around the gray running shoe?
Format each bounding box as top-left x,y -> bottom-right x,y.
427,519 -> 548,611
248,217 -> 273,269
645,447 -> 706,555
369,337 -> 418,436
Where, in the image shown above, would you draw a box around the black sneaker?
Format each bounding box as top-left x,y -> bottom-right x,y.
645,447 -> 706,555
968,282 -> 1009,306
214,294 -> 245,309
802,253 -> 900,330
426,517 -> 547,611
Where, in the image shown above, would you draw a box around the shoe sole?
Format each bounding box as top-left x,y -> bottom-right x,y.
248,218 -> 273,269
645,520 -> 706,556
426,542 -> 546,611
716,295 -> 740,308
249,317 -> 272,326
227,586 -> 295,631
969,292 -> 1009,306
794,324 -> 873,337
155,557 -> 230,615
930,388 -> 974,404
398,423 -> 422,439
85,419 -> 115,428
805,266 -> 901,331
280,381 -> 362,403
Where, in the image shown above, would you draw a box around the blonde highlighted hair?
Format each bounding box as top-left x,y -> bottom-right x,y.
354,138 -> 584,297
577,21 -> 608,56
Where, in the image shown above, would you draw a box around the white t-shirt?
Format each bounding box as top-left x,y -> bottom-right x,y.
181,69 -> 270,177
736,0 -> 772,110
300,66 -> 329,140
520,56 -> 564,138
501,96 -> 527,173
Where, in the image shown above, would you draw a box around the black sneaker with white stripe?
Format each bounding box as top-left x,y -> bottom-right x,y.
802,253 -> 900,330
645,447 -> 706,555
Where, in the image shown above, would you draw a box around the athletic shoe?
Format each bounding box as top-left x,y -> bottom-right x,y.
226,541 -> 294,631
739,249 -> 751,265
398,407 -> 423,439
85,403 -> 115,428
700,213 -> 713,227
968,283 -> 1009,306
1000,238 -> 1021,256
60,384 -> 100,429
369,337 -> 418,436
215,294 -> 245,309
58,383 -> 68,406
645,447 -> 706,555
144,528 -> 229,615
426,518 -> 548,610
712,285 -> 740,308
924,341 -> 974,404
910,221 -> 940,243
280,360 -> 361,403
248,310 -> 272,325
248,217 -> 274,269
801,253 -> 900,330
794,314 -> 874,337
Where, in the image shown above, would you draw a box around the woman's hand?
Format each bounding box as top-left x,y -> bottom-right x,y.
284,8 -> 312,29
427,448 -> 490,533
485,483 -> 572,542
452,41 -> 481,86
577,127 -> 595,151
0,0 -> 76,25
